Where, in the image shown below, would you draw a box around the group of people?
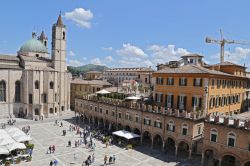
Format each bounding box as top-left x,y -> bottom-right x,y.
104,155 -> 116,165
47,145 -> 56,154
83,153 -> 95,166
21,125 -> 30,134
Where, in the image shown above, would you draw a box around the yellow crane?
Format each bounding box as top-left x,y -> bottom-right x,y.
205,29 -> 250,63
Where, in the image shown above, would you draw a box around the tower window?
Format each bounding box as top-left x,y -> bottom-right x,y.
15,81 -> 21,102
63,31 -> 65,40
0,80 -> 6,102
49,81 -> 54,89
35,80 -> 39,89
44,41 -> 47,47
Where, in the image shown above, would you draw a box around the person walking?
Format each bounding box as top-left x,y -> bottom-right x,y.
104,155 -> 107,165
113,155 -> 116,164
92,153 -> 95,163
52,145 -> 55,153
49,160 -> 53,166
54,159 -> 58,166
109,156 -> 112,165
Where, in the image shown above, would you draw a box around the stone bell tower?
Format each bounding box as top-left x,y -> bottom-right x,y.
51,13 -> 66,72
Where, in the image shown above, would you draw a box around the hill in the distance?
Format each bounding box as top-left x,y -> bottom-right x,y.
67,64 -> 109,75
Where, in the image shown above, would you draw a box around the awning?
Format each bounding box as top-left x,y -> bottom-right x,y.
125,96 -> 141,100
6,142 -> 26,151
0,146 -> 9,155
13,135 -> 32,143
112,130 -> 140,140
0,137 -> 15,146
96,89 -> 111,94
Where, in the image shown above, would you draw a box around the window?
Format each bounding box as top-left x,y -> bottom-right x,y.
198,125 -> 201,135
156,77 -> 163,85
217,79 -> 221,88
0,80 -> 6,102
106,110 -> 108,115
211,79 -> 215,87
99,108 -> 102,113
34,109 -> 39,115
215,96 -> 220,107
167,120 -> 175,132
63,31 -> 66,40
210,129 -> 217,142
50,81 -> 54,89
15,81 -> 21,102
178,95 -> 186,110
248,142 -> 250,151
118,112 -> 122,119
135,116 -> 140,123
144,118 -> 151,126
61,106 -> 64,111
49,108 -> 53,114
165,94 -> 174,108
182,124 -> 188,135
193,78 -> 202,87
34,80 -> 39,89
125,113 -> 131,121
154,120 -> 162,128
167,78 -> 174,85
227,132 -> 236,147
192,96 -> 202,109
95,107 -> 97,112
209,97 -> 215,108
112,111 -> 115,117
179,78 -> 187,86
29,94 -> 33,104
155,93 -> 163,103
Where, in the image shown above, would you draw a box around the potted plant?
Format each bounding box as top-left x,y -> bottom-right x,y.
26,156 -> 32,162
5,161 -> 10,166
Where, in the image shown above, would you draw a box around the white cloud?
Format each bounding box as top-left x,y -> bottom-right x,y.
116,43 -> 147,58
69,50 -> 75,56
210,47 -> 250,65
105,56 -> 113,62
102,47 -> 113,51
64,8 -> 93,29
91,58 -> 102,65
67,59 -> 84,67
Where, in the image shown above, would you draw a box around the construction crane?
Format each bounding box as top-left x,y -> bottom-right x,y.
205,29 -> 250,63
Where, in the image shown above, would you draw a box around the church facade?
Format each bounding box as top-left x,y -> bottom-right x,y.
0,15 -> 71,119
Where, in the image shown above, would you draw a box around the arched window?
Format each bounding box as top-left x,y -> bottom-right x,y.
0,80 -> 6,102
182,124 -> 188,135
15,81 -> 21,102
49,81 -> 54,89
49,108 -> 53,114
227,132 -> 236,147
35,80 -> 39,89
210,129 -> 218,142
63,31 -> 66,40
167,120 -> 175,132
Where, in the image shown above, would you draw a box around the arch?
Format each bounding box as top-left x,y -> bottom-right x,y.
177,140 -> 190,158
34,80 -> 39,89
0,80 -> 6,102
49,81 -> 54,89
165,137 -> 176,153
133,128 -> 141,135
34,109 -> 39,115
142,131 -> 152,146
153,134 -> 163,150
221,154 -> 241,166
124,125 -> 131,132
203,149 -> 219,166
15,81 -> 21,102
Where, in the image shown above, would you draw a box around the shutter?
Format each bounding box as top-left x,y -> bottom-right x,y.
179,78 -> 181,86
165,95 -> 168,107
149,120 -> 151,126
161,94 -> 163,103
200,79 -> 203,87
171,95 -> 174,108
144,119 -> 146,124
199,98 -> 202,108
166,124 -> 169,130
184,96 -> 187,110
155,93 -> 158,102
154,121 -> 156,127
177,96 -> 180,109
193,78 -> 196,86
167,78 -> 169,85
185,78 -> 188,86
192,97 -> 195,107
173,126 -> 175,132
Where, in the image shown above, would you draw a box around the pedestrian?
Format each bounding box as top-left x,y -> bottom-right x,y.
61,122 -> 63,127
54,159 -> 58,166
109,156 -> 112,165
50,160 -> 53,166
52,145 -> 55,153
113,155 -> 116,164
49,146 -> 52,154
92,153 -> 95,163
104,155 -> 107,165
68,140 -> 71,147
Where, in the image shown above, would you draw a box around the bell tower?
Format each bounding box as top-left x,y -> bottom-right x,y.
51,14 -> 66,72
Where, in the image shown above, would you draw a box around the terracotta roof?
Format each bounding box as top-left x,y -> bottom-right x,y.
71,79 -> 112,86
105,67 -> 154,72
212,61 -> 247,68
154,64 -> 238,77
0,54 -> 19,61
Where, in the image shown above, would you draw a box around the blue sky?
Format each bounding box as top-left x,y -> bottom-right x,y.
1,0 -> 250,69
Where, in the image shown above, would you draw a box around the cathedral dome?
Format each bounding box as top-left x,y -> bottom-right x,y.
19,35 -> 47,53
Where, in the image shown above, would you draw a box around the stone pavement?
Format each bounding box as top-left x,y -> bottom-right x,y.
9,115 -> 201,166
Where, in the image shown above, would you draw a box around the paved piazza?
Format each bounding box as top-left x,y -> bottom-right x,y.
3,114 -> 201,166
